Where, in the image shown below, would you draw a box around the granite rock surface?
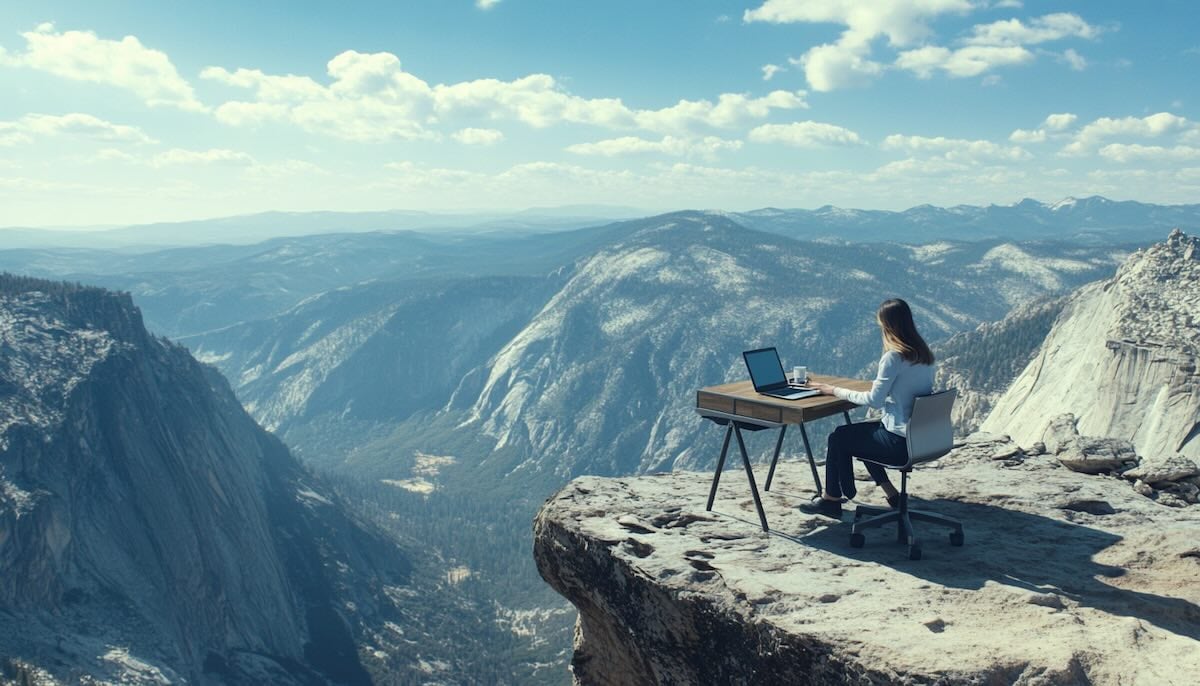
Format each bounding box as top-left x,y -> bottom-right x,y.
535,432 -> 1200,685
982,229 -> 1200,463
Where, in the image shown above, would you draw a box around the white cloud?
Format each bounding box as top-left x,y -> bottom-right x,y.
477,0 -> 501,8
789,37 -> 884,91
748,121 -> 863,147
1098,143 -> 1200,163
745,0 -> 973,91
91,148 -> 138,163
1010,112 -> 1077,143
762,63 -> 784,80
883,134 -> 1030,161
88,146 -> 287,171
632,90 -> 809,132
873,156 -> 970,177
2,24 -> 204,111
964,13 -> 1100,47
565,135 -> 742,159
1009,128 -> 1046,143
203,51 -> 438,141
896,44 -> 1032,78
452,127 -> 504,145
0,113 -> 156,146
1043,113 -> 1078,131
151,148 -> 256,167
895,13 -> 1100,81
1061,48 -> 1087,71
204,50 -> 808,140
744,0 -> 971,45
432,73 -> 634,129
1061,112 -> 1191,155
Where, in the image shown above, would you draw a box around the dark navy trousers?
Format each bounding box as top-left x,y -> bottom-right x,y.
824,421 -> 908,499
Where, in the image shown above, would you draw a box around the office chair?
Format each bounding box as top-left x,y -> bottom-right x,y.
850,389 -> 964,560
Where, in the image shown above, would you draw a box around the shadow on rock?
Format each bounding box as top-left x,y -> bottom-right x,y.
798,498 -> 1200,642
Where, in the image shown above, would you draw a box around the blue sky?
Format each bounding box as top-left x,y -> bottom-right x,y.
1,1 -> 1198,227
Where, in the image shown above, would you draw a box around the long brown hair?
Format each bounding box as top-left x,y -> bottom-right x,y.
877,298 -> 934,365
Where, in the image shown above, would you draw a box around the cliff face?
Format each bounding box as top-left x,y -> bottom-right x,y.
0,277 -> 404,684
934,297 -> 1067,434
981,229 -> 1200,461
534,435 -> 1200,685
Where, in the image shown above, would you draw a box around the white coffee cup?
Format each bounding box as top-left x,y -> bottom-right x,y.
793,366 -> 808,384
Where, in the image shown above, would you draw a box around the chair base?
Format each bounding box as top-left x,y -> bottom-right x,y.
851,504 -> 964,559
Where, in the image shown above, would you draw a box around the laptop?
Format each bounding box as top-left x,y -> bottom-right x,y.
742,347 -> 820,400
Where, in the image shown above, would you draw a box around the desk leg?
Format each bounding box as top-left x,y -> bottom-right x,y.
764,425 -> 787,492
798,423 -> 823,498
733,425 -> 770,532
843,410 -> 853,425
705,424 -> 733,512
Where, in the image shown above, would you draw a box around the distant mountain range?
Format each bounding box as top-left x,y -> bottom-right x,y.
2,196 -> 1197,250
731,195 -> 1200,244
0,205 -> 650,250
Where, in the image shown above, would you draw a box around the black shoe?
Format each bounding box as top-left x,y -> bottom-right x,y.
799,498 -> 843,519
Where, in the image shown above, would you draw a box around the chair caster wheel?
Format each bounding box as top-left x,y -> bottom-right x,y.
849,532 -> 865,548
950,531 -> 964,547
908,544 -> 922,560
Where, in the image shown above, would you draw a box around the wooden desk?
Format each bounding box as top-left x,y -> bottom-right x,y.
696,373 -> 871,531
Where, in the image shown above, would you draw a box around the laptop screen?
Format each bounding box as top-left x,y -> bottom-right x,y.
744,348 -> 787,390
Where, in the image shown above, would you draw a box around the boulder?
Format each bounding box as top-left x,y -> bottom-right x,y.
1057,436 -> 1138,474
1124,455 -> 1200,485
1041,413 -> 1079,454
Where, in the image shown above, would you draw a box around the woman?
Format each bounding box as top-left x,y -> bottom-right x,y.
800,298 -> 935,519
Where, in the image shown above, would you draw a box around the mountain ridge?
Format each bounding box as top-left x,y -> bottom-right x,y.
0,275 -> 409,684
982,229 -> 1200,461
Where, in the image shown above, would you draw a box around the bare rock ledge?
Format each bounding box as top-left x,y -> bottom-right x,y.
534,434 -> 1200,685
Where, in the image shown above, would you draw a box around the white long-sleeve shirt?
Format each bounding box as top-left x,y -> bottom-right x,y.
833,350 -> 934,437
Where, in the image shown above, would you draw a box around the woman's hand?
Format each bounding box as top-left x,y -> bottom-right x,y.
809,382 -> 837,396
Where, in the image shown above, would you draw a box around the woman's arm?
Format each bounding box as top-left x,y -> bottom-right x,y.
814,352 -> 901,409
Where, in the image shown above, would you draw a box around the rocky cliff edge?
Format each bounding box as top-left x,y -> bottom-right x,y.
534,433 -> 1200,685
981,229 -> 1199,462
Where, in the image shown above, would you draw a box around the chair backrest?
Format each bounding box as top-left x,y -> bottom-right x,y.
906,389 -> 957,466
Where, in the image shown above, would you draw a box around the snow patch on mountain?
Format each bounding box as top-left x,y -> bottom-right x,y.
976,244 -> 1095,290
909,241 -> 959,262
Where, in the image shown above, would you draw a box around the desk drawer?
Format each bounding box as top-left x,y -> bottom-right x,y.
697,391 -> 735,414
736,400 -> 782,424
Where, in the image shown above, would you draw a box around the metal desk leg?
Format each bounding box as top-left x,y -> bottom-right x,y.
705,424 -> 733,511
843,410 -> 853,425
764,425 -> 787,492
733,424 -> 770,532
798,422 -> 823,497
